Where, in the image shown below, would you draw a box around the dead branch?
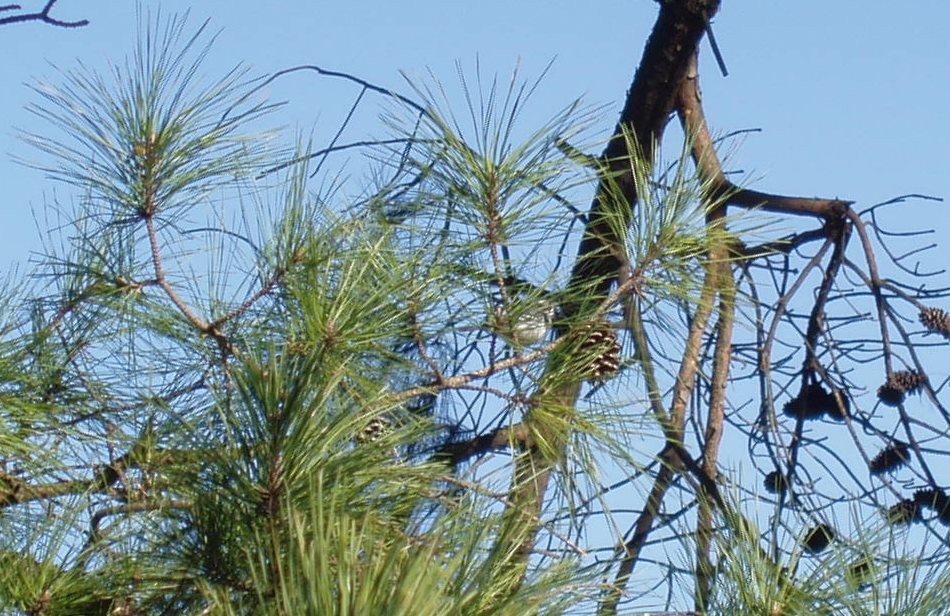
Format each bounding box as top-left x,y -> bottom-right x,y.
0,1 -> 87,28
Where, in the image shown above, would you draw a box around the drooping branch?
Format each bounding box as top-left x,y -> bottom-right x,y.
671,35 -> 950,611
603,48 -> 866,612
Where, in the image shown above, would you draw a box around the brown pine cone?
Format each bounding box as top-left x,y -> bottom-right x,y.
885,499 -> 921,525
869,441 -> 910,474
878,370 -> 926,407
764,470 -> 789,495
582,324 -> 621,383
919,307 -> 950,339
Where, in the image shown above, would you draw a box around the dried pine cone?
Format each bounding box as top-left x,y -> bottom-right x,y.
919,307 -> 950,339
940,499 -> 950,526
869,441 -> 910,474
764,470 -> 789,495
784,382 -> 849,421
878,370 -> 926,407
32,590 -> 52,616
876,383 -> 904,407
581,323 -> 621,383
914,488 -> 950,524
913,488 -> 943,508
782,383 -> 827,420
802,523 -> 835,553
885,499 -> 921,525
356,416 -> 392,444
890,370 -> 927,394
824,386 -> 850,421
781,396 -> 808,419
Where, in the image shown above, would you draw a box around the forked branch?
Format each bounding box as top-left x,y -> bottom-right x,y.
0,1 -> 87,28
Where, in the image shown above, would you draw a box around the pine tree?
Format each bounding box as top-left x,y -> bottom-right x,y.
2,6 -> 950,616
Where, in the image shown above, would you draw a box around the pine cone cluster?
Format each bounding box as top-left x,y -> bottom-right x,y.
877,370 -> 927,407
914,488 -> 950,525
802,523 -> 835,553
581,323 -> 621,383
356,416 -> 392,444
783,383 -> 849,421
919,306 -> 950,339
885,498 -> 921,525
869,441 -> 910,474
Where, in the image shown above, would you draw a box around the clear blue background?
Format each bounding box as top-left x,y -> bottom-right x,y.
2,0 -> 947,274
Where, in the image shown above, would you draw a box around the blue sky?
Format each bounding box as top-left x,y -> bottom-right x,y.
2,1 -> 947,275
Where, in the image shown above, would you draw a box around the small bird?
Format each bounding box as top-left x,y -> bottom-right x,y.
497,301 -> 554,347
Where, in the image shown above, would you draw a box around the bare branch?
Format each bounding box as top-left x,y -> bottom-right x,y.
0,1 -> 87,28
